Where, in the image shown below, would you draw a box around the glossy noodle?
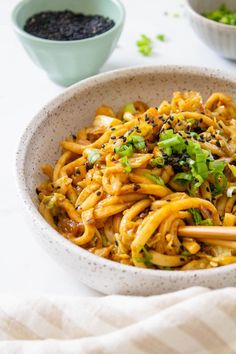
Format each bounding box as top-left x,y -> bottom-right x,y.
37,92 -> 236,270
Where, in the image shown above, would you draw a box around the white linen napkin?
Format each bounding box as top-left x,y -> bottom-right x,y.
0,287 -> 236,354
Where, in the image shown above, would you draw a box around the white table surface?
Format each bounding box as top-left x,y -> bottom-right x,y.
1,0 -> 236,297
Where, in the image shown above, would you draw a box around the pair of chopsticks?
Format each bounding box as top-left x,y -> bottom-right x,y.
178,226 -> 236,249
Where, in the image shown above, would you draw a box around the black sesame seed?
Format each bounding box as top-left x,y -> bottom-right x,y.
96,191 -> 101,196
85,162 -> 90,171
111,136 -> 116,139
133,184 -> 141,191
36,188 -> 40,195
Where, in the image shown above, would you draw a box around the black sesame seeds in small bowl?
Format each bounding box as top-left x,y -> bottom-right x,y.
12,0 -> 125,86
24,10 -> 115,41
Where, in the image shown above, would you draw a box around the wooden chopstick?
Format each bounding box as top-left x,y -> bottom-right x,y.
178,226 -> 236,241
198,239 -> 236,250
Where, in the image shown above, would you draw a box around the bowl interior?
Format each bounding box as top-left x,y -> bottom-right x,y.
13,0 -> 123,34
18,66 -> 236,208
188,0 -> 236,14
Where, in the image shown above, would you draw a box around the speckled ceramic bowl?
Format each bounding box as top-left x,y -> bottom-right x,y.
16,65 -> 236,295
186,0 -> 236,60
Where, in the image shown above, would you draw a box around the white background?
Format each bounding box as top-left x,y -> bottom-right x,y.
1,0 -> 236,296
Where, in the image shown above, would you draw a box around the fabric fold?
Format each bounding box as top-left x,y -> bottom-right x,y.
0,287 -> 235,354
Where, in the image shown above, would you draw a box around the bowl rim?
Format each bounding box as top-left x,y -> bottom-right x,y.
11,0 -> 125,44
16,64 -> 236,279
185,0 -> 236,30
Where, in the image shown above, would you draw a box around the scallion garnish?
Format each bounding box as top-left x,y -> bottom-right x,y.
189,208 -> 213,226
158,129 -> 186,155
144,173 -> 165,186
203,5 -> 236,26
209,160 -> 227,195
115,144 -> 133,157
156,34 -> 165,42
151,156 -> 165,167
88,149 -> 101,165
127,134 -> 146,151
123,103 -> 137,114
173,172 -> 193,183
136,34 -> 153,56
120,156 -> 132,173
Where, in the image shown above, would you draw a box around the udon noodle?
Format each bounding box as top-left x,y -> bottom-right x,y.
37,91 -> 236,270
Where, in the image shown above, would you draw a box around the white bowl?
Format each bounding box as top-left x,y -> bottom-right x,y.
186,0 -> 236,60
16,65 -> 236,295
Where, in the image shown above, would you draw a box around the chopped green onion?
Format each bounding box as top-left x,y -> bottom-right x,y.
88,149 -> 100,165
144,173 -> 165,186
134,247 -> 152,267
123,103 -> 137,114
120,156 -> 132,173
43,193 -> 63,209
187,141 -> 208,179
156,34 -> 165,42
209,160 -> 227,195
115,144 -> 133,157
209,160 -> 226,174
181,250 -> 191,257
173,172 -> 193,183
227,186 -> 236,198
198,219 -> 213,226
189,209 -> 213,226
135,247 -> 152,267
214,172 -> 227,195
127,134 -> 146,151
157,130 -> 228,194
136,34 -> 153,56
158,130 -> 186,155
159,129 -> 175,140
189,208 -> 203,225
195,152 -> 208,179
151,156 -> 165,167
190,131 -> 198,138
187,118 -> 196,124
203,5 -> 236,26
101,234 -> 108,247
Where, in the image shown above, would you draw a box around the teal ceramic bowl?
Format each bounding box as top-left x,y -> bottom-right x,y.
12,0 -> 125,86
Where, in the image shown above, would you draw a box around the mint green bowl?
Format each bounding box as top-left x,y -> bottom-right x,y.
12,0 -> 125,86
